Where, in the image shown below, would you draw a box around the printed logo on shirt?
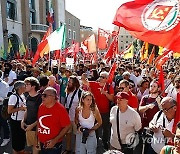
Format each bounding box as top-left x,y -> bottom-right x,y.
38,115 -> 52,135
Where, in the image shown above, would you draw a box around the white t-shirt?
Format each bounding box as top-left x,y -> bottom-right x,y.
110,106 -> 142,149
150,111 -> 174,154
8,94 -> 26,121
7,70 -> 17,92
65,89 -> 81,121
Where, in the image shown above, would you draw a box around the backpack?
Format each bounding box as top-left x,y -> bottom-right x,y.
1,93 -> 20,120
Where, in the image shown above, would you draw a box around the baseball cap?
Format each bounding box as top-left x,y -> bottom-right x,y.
116,92 -> 129,100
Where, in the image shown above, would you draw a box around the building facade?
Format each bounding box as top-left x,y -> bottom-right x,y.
0,0 -> 65,58
65,10 -> 80,47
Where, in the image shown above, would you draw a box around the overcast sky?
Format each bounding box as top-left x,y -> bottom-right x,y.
65,0 -> 123,31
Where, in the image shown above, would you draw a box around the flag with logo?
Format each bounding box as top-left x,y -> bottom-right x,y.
98,28 -> 110,50
113,0 -> 180,53
7,39 -> 12,53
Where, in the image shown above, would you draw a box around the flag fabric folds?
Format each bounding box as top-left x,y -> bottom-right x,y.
7,39 -> 12,53
155,50 -> 173,70
98,28 -> 110,50
83,34 -> 96,53
123,44 -> 134,59
147,46 -> 155,64
32,24 -> 66,66
113,0 -> 180,53
105,35 -> 118,61
19,42 -> 26,56
107,62 -> 117,84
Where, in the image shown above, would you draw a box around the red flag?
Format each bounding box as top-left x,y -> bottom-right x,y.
98,28 -> 110,50
158,67 -> 165,92
24,46 -> 29,60
47,5 -> 54,24
16,52 -> 20,59
54,50 -> 60,60
107,63 -> 117,84
105,35 -> 118,61
147,46 -> 155,64
155,50 -> 173,70
113,0 -> 180,53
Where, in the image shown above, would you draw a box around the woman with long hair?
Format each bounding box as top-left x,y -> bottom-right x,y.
75,91 -> 102,154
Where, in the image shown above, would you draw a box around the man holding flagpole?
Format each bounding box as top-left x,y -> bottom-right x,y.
81,71 -> 114,150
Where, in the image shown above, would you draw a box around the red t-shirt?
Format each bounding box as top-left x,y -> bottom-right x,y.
38,102 -> 70,143
89,81 -> 114,113
139,95 -> 159,128
128,91 -> 138,109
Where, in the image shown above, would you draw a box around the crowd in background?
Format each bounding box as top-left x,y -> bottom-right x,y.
0,57 -> 179,154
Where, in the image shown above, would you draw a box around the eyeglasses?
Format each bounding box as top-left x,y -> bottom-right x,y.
162,105 -> 175,113
42,94 -> 54,98
99,76 -> 106,79
174,135 -> 180,142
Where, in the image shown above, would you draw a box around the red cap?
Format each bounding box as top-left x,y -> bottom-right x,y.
116,92 -> 129,100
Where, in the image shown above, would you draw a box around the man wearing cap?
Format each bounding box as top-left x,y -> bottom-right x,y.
110,92 -> 141,153
119,80 -> 138,110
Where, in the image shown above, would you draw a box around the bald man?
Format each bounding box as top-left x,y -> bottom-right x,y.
37,87 -> 70,154
48,75 -> 60,98
149,97 -> 177,154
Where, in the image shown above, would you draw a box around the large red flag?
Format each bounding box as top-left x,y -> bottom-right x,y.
54,50 -> 60,60
98,28 -> 110,50
105,35 -> 118,61
113,0 -> 180,53
107,62 -> 117,84
83,34 -> 96,53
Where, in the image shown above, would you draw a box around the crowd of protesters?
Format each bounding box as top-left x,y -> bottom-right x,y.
0,57 -> 179,154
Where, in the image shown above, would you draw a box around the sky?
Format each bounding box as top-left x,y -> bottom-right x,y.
65,0 -> 123,31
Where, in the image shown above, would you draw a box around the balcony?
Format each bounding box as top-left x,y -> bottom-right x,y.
31,24 -> 49,33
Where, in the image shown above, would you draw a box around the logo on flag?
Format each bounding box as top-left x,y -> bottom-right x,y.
141,0 -> 179,31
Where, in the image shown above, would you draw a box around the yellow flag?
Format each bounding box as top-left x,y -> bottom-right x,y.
0,45 -> 4,58
158,46 -> 164,55
173,52 -> 180,59
7,39 -> 12,53
19,42 -> 26,56
144,42 -> 148,59
123,44 -> 134,59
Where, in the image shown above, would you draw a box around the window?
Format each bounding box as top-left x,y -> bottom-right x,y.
68,29 -> 71,39
126,36 -> 128,38
121,40 -> 123,43
73,31 -> 76,40
6,0 -> 17,20
68,18 -> 71,26
121,36 -> 123,38
126,41 -> 128,43
29,0 -> 36,24
121,46 -> 123,49
131,36 -> 133,38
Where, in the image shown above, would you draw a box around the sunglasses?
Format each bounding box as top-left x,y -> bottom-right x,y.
42,94 -> 54,98
99,76 -> 106,79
